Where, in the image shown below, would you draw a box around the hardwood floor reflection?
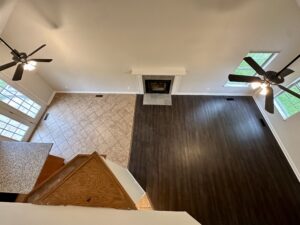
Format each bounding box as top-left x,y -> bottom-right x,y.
129,95 -> 300,225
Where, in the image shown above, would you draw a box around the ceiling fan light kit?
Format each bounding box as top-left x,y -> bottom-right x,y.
251,82 -> 270,95
251,82 -> 262,89
0,37 -> 52,81
23,61 -> 37,71
228,54 -> 300,114
260,86 -> 268,96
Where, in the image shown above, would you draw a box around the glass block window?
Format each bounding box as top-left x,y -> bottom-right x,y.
225,52 -> 277,87
275,80 -> 300,119
0,114 -> 29,141
0,79 -> 41,118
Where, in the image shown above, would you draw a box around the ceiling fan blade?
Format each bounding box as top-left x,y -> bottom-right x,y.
277,54 -> 300,76
27,44 -> 46,57
265,87 -> 274,114
277,68 -> 294,78
0,61 -> 17,71
244,57 -> 266,75
10,49 -> 21,58
278,85 -> 300,99
30,59 -> 53,63
228,74 -> 262,83
12,64 -> 24,81
0,37 -> 17,53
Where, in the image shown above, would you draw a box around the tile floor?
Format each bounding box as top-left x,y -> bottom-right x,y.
30,94 -> 136,167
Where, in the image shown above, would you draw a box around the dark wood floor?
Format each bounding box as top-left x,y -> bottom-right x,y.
129,95 -> 300,225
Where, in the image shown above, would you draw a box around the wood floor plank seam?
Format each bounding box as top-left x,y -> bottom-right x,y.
129,95 -> 300,225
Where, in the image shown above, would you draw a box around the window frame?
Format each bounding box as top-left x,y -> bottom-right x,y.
0,80 -> 42,119
0,107 -> 35,141
0,113 -> 30,141
0,71 -> 47,141
0,74 -> 46,124
274,77 -> 300,120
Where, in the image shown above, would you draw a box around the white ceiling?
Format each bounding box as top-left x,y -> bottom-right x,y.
0,0 -> 17,34
1,0 -> 300,94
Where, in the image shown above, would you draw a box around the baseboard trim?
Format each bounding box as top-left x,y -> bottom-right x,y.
253,95 -> 300,182
54,90 -> 252,96
55,90 -> 138,94
47,91 -> 57,105
172,92 -> 252,96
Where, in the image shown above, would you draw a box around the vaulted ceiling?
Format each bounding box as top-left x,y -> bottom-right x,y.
0,0 -> 17,34
1,0 -> 300,94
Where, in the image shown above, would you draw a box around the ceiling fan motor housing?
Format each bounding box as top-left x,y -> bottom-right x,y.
265,71 -> 284,84
12,52 -> 27,62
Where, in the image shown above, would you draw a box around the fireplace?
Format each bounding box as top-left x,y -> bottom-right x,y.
143,75 -> 174,94
145,80 -> 171,93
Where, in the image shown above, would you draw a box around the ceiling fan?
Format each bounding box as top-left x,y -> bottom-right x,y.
0,37 -> 52,81
228,54 -> 300,114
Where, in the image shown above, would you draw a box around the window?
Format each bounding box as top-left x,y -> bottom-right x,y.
0,79 -> 41,118
225,52 -> 277,87
0,114 -> 29,141
275,79 -> 300,119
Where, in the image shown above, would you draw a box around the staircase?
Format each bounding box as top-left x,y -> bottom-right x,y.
34,155 -> 65,187
25,152 -> 152,210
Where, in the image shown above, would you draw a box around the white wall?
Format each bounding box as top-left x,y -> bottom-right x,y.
254,84 -> 300,182
2,0 -> 300,94
0,202 -> 201,225
0,44 -> 55,105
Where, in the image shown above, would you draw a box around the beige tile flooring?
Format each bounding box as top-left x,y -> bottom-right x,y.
30,94 -> 136,167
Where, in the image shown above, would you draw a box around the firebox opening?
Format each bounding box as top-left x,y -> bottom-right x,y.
145,80 -> 171,94
142,75 -> 174,95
